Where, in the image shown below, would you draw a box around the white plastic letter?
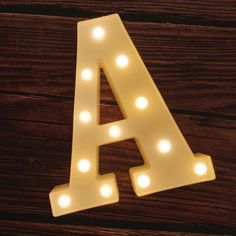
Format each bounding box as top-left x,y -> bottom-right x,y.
49,14 -> 215,217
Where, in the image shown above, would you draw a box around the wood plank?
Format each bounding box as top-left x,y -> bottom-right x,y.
0,13 -> 235,118
0,1 -> 236,26
0,220 -> 227,236
0,113 -> 235,229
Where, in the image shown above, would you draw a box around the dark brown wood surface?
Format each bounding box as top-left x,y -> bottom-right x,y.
0,1 -> 236,235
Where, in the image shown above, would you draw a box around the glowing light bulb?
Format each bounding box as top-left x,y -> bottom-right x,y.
58,195 -> 71,208
116,55 -> 128,68
194,162 -> 207,176
135,97 -> 148,110
92,27 -> 105,40
157,140 -> 171,153
77,159 -> 91,173
137,174 -> 150,188
79,111 -> 91,123
100,184 -> 113,198
108,125 -> 121,138
81,69 -> 93,81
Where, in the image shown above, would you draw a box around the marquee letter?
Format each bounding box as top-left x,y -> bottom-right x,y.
49,14 -> 215,217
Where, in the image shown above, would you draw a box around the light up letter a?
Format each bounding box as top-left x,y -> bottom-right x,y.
49,14 -> 216,217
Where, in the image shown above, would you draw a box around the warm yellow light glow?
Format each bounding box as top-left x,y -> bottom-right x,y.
79,111 -> 91,123
116,55 -> 128,68
100,184 -> 113,198
77,159 -> 91,173
137,174 -> 150,188
81,68 -> 93,81
92,26 -> 105,40
108,125 -> 121,138
194,162 -> 207,176
58,195 -> 71,208
157,140 -> 171,153
135,97 -> 148,110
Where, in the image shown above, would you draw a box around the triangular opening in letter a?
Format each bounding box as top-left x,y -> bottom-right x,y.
49,14 -> 215,217
99,66 -> 125,124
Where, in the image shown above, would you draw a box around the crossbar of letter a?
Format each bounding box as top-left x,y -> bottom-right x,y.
49,14 -> 215,217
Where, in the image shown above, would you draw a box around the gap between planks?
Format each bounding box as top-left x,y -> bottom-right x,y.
0,5 -> 235,28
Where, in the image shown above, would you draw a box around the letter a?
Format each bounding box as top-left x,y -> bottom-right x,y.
49,14 -> 215,217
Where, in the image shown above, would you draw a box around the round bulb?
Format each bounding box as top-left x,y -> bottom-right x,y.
194,162 -> 207,176
137,174 -> 150,188
92,27 -> 105,40
116,55 -> 128,68
81,69 -> 93,81
79,111 -> 91,123
100,184 -> 113,198
58,195 -> 71,208
157,140 -> 171,153
108,125 -> 121,138
135,97 -> 148,110
77,159 -> 91,173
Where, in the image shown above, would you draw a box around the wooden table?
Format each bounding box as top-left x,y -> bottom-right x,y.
0,1 -> 235,235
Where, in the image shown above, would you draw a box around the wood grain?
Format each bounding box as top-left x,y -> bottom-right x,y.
0,2 -> 236,235
1,220 -> 228,236
0,1 -> 236,26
